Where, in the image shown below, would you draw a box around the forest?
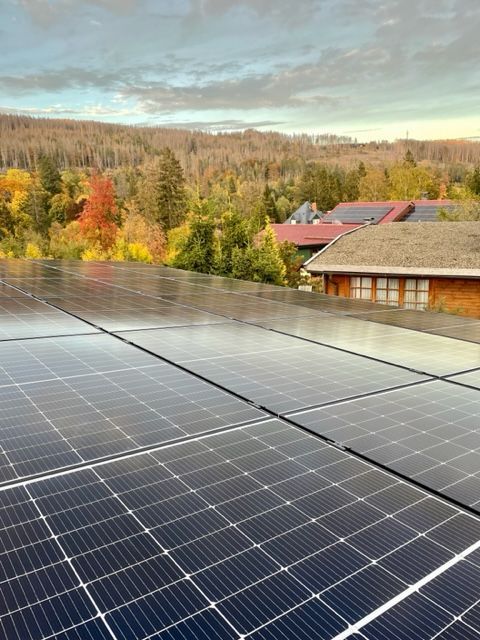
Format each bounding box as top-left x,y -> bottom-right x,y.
1,114 -> 480,287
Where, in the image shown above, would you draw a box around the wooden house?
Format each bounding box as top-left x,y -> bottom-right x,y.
304,222 -> 480,318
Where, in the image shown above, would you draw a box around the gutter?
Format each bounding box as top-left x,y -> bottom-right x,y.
302,222 -> 372,268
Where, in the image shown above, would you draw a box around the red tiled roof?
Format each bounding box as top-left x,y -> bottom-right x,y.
270,223 -> 362,247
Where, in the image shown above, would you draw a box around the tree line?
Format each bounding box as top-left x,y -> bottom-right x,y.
1,136 -> 480,285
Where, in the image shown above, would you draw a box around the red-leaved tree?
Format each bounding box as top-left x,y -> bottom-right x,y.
78,175 -> 118,251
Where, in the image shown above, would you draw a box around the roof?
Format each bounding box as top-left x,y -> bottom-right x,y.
401,199 -> 456,222
323,201 -> 413,224
305,221 -> 480,275
270,223 -> 362,247
285,201 -> 322,224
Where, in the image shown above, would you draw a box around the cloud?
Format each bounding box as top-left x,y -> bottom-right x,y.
160,119 -> 286,131
17,0 -> 136,27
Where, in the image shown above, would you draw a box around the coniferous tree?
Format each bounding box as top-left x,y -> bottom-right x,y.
37,156 -> 61,196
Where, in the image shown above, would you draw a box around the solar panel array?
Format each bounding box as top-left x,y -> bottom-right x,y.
1,259 -> 480,640
402,203 -> 457,222
328,206 -> 392,224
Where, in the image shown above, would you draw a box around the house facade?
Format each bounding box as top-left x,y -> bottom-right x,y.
304,222 -> 480,318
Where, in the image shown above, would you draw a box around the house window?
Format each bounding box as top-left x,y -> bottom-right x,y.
404,278 -> 429,310
375,277 -> 399,305
350,276 -> 372,300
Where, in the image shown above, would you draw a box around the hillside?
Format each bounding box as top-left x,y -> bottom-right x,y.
2,115 -> 480,179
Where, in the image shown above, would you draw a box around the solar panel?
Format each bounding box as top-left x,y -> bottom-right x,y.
259,315 -> 480,375
402,203 -> 456,222
0,335 -> 266,483
329,206 -> 392,224
0,297 -> 98,341
427,322 -> 480,344
289,380 -> 480,512
2,258 -> 480,640
46,296 -> 229,331
2,419 -> 480,639
116,324 -> 430,413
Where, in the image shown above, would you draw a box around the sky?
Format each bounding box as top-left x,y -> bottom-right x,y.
1,0 -> 479,141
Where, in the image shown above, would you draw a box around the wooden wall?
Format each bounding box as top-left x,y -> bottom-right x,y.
324,274 -> 480,318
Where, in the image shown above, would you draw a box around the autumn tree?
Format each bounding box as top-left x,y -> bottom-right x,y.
359,167 -> 390,201
78,175 -> 119,251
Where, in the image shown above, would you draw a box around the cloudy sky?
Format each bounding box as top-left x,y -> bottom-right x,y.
1,0 -> 479,140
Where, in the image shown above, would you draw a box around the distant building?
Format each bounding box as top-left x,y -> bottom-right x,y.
304,222 -> 480,318
269,223 -> 362,261
323,201 -> 414,224
285,201 -> 323,224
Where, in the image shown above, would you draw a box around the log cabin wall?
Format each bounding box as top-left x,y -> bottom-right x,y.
323,273 -> 480,319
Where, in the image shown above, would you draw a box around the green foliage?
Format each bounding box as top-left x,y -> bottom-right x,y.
137,147 -> 187,230
37,156 -> 61,196
172,207 -> 218,273
217,211 -> 252,276
466,166 -> 480,197
438,200 -> 480,221
278,241 -> 303,288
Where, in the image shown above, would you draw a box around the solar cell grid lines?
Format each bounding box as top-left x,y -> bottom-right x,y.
1,420 -> 480,640
289,380 -> 480,513
260,315 -> 480,376
116,323 -> 430,414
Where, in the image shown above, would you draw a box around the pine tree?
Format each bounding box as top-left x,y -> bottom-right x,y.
157,147 -> 187,229
173,204 -> 217,273
37,156 -> 61,196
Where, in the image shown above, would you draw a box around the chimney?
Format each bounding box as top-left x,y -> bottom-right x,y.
311,202 -> 317,211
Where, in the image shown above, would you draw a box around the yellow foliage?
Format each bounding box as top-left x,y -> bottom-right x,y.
127,242 -> 152,263
165,223 -> 189,265
81,246 -> 107,261
0,169 -> 31,196
25,243 -> 43,259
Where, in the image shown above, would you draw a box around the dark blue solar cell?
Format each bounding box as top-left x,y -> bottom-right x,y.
0,538 -> 64,582
0,518 -> 51,553
318,500 -> 384,536
249,598 -> 348,639
54,618 -> 115,640
347,517 -> 417,559
73,533 -> 161,582
155,608 -> 238,639
0,589 -> 98,640
236,504 -> 310,543
216,571 -> 311,635
215,489 -> 284,522
136,491 -> 209,528
289,542 -> 369,593
260,521 -> 338,566
427,514 -> 480,553
322,565 -> 405,622
463,603 -> 480,633
152,507 -> 230,549
192,547 -> 280,601
0,562 -> 78,616
434,622 -> 480,640
420,561 -> 480,616
362,593 -> 453,639
378,536 -> 453,583
170,526 -> 252,573
60,514 -> 144,556
106,579 -> 208,640
292,485 -> 357,518
87,553 -> 184,610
